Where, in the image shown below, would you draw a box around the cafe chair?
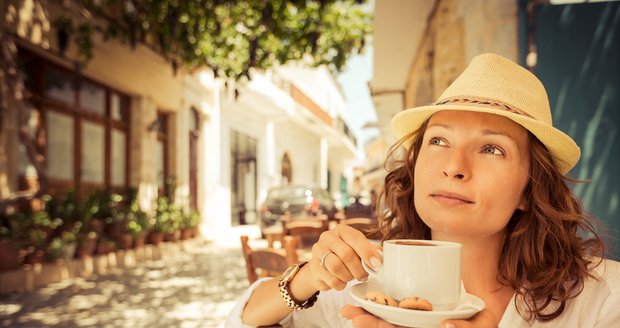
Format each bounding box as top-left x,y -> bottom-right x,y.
240,235 -> 299,284
344,207 -> 375,219
282,215 -> 329,248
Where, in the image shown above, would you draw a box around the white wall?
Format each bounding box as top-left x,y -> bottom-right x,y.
274,121 -> 322,187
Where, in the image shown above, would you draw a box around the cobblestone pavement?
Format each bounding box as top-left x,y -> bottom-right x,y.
0,237 -> 254,328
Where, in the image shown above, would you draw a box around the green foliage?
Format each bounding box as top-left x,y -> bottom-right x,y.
181,209 -> 201,229
3,209 -> 58,250
151,196 -> 183,233
44,237 -> 65,262
125,189 -> 150,237
56,0 -> 371,79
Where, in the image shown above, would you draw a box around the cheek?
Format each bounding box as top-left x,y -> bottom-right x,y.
478,177 -> 527,227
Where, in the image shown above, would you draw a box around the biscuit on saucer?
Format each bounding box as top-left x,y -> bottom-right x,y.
398,296 -> 433,311
364,291 -> 398,307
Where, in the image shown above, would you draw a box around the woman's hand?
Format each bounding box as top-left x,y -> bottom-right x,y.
341,305 -> 401,328
440,308 -> 497,328
306,224 -> 383,292
341,305 -> 497,328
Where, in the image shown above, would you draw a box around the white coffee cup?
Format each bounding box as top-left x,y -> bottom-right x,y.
363,239 -> 462,311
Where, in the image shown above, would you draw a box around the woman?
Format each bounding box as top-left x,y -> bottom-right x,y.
226,54 -> 620,327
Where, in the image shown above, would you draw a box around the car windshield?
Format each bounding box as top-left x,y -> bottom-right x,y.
268,186 -> 312,200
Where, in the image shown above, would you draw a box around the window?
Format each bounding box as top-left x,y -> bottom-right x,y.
47,111 -> 74,181
17,49 -> 130,196
81,121 -> 105,183
189,108 -> 200,209
155,112 -> 169,195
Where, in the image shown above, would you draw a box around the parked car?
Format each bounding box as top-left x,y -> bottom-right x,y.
260,185 -> 337,232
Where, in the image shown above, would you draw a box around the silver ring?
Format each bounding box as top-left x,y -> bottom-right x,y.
320,251 -> 335,270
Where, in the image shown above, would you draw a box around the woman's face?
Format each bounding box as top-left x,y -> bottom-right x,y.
414,111 -> 530,239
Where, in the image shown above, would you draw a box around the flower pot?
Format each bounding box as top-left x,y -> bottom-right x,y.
105,222 -> 126,240
164,231 -> 180,242
23,249 -> 44,265
117,233 -> 133,250
63,242 -> 77,259
90,219 -> 105,234
147,231 -> 164,245
180,229 -> 192,240
96,240 -> 116,255
0,240 -> 22,270
75,234 -> 97,258
133,233 -> 146,248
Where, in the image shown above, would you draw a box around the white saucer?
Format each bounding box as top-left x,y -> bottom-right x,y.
349,279 -> 485,328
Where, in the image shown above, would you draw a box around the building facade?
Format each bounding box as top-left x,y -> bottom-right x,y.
214,65 -> 359,233
0,0 -> 218,228
1,1 -> 361,237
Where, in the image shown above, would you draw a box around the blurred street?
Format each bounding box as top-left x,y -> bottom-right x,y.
0,226 -> 263,328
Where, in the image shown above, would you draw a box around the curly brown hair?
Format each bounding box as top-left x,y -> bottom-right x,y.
376,118 -> 604,322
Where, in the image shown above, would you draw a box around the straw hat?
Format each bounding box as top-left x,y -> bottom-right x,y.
391,53 -> 580,174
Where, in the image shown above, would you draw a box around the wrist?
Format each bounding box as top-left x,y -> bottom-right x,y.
288,263 -> 319,301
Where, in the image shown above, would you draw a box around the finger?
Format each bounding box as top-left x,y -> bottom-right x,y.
351,313 -> 399,328
340,305 -> 368,319
341,305 -> 402,328
311,243 -> 348,290
321,246 -> 355,282
440,308 -> 497,328
314,233 -> 357,283
334,225 -> 383,278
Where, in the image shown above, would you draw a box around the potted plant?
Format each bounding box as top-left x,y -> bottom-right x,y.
74,192 -> 100,258
163,202 -> 182,242
95,236 -> 117,255
0,213 -> 24,270
100,192 -> 134,250
44,237 -> 66,263
125,194 -> 150,248
180,210 -> 201,240
59,230 -> 77,259
13,209 -> 61,265
148,196 -> 173,245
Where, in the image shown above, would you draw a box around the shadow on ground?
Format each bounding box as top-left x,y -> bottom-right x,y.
0,241 -> 249,328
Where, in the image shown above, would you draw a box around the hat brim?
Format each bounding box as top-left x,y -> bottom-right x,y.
391,104 -> 580,175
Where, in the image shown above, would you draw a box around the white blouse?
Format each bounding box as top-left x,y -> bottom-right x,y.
226,259 -> 620,327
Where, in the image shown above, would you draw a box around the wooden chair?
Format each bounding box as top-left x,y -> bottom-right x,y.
340,218 -> 382,240
240,235 -> 299,284
282,215 -> 329,248
344,207 -> 375,219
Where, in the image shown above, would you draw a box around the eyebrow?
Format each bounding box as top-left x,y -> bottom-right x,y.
427,123 -> 452,130
481,129 -> 518,144
427,124 -> 519,144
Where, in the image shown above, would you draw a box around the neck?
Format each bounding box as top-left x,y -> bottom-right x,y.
433,231 -> 514,323
461,236 -> 504,292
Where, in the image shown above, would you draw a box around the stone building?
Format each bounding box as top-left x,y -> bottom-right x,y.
0,0 -> 360,236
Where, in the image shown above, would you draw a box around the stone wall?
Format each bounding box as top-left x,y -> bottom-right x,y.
404,0 -> 518,107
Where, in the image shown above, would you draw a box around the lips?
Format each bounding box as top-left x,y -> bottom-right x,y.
429,191 -> 474,204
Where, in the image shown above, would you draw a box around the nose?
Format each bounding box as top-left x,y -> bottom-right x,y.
442,149 -> 471,181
